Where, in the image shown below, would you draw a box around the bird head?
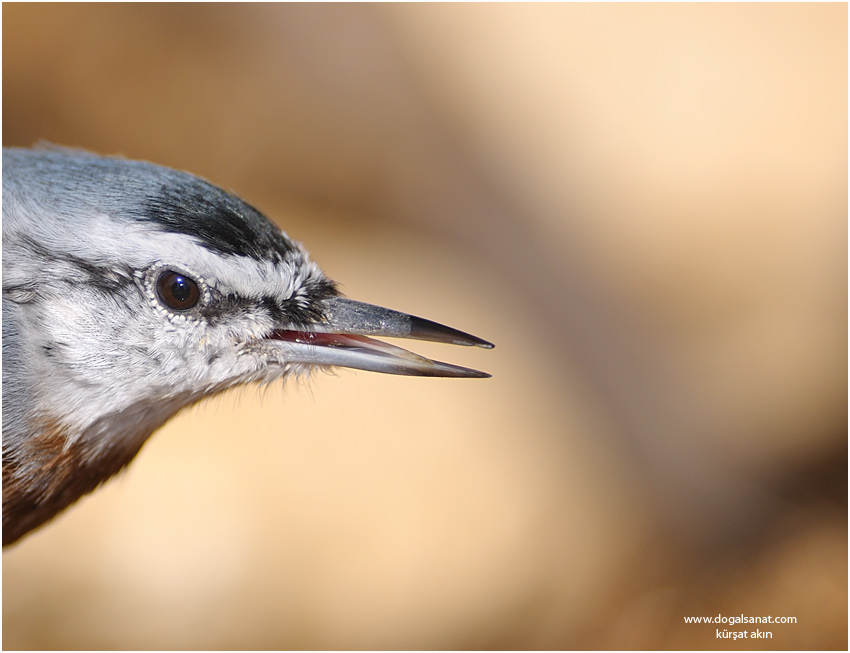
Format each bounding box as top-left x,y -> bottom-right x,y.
2,147 -> 492,545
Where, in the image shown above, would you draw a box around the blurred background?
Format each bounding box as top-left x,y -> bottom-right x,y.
2,4 -> 846,650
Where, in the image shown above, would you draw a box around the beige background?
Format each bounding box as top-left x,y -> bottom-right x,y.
3,4 -> 846,650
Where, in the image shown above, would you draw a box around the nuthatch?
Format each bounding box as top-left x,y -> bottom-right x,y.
2,147 -> 492,546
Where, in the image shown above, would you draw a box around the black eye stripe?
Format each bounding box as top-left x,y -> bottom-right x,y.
156,270 -> 200,311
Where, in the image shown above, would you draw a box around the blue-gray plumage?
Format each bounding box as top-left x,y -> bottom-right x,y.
2,147 -> 492,546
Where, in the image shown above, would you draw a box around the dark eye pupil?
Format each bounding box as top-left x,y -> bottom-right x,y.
156,271 -> 200,310
170,277 -> 192,301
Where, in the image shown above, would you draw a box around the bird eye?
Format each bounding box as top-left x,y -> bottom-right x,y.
156,270 -> 200,311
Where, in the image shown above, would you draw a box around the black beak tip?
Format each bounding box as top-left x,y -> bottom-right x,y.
406,314 -> 495,350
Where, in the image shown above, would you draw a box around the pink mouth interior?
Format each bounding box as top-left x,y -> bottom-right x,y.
266,329 -> 425,362
268,330 -> 373,349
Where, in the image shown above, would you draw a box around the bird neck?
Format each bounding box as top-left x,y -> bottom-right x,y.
2,406 -> 177,546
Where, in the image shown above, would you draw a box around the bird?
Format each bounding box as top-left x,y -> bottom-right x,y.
2,146 -> 493,546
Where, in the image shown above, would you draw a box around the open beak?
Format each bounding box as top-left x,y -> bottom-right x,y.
266,296 -> 493,378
